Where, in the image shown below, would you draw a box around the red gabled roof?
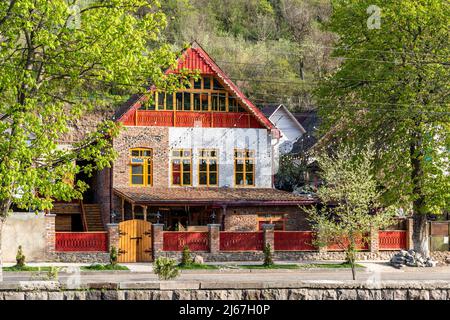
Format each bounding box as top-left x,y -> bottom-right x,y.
115,42 -> 277,132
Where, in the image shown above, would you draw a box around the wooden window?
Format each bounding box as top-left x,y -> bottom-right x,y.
183,92 -> 191,111
198,149 -> 218,186
139,93 -> 156,110
166,93 -> 174,110
130,148 -> 153,186
234,149 -> 255,187
171,149 -> 192,186
203,77 -> 211,89
157,92 -> 165,110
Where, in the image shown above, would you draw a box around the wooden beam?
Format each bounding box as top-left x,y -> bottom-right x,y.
121,197 -> 125,221
132,204 -> 135,220
143,205 -> 148,221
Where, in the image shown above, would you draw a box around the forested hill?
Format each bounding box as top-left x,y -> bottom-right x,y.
160,0 -> 337,113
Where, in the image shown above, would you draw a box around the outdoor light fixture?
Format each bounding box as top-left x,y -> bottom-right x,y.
156,211 -> 161,224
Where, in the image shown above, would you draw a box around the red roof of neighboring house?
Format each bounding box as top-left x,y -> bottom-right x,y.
114,187 -> 316,206
115,42 -> 276,132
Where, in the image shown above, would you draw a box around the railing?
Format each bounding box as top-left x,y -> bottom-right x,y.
274,231 -> 317,251
121,110 -> 262,128
55,232 -> 108,252
378,230 -> 407,250
163,232 -> 209,251
220,232 -> 264,251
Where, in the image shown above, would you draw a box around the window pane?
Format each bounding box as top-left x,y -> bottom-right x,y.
245,173 -> 254,185
201,93 -> 209,111
203,77 -> 211,89
132,175 -> 143,185
199,172 -> 207,185
183,173 -> 191,185
194,78 -> 201,89
172,159 -> 181,171
132,165 -> 143,174
235,160 -> 244,172
166,93 -> 173,110
131,150 -> 140,156
213,79 -> 223,90
219,94 -> 226,111
183,150 -> 191,157
183,92 -> 191,110
143,150 -> 152,157
209,159 -> 217,171
157,92 -> 165,110
147,175 -> 152,185
199,159 -> 207,172
209,173 -> 217,185
182,160 -> 191,171
176,92 -> 183,110
245,160 -> 254,172
193,93 -> 201,111
172,150 -> 181,157
236,173 -> 244,185
172,172 -> 181,185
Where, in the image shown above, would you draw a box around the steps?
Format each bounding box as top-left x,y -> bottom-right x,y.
83,204 -> 105,231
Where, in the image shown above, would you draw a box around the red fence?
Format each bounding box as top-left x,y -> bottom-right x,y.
327,235 -> 369,251
274,231 -> 317,251
220,232 -> 264,251
163,232 -> 209,251
55,232 -> 108,252
378,230 -> 407,250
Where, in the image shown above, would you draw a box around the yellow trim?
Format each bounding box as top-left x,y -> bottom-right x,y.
129,148 -> 153,186
170,148 -> 192,186
198,149 -> 219,187
234,148 -> 255,187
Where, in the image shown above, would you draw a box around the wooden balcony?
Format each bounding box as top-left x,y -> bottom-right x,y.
120,110 -> 264,128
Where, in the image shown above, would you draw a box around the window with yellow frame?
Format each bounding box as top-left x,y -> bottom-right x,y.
130,148 -> 153,186
199,149 -> 218,186
171,149 -> 192,186
234,149 -> 255,187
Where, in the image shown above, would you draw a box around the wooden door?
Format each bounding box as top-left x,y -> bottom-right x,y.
118,219 -> 152,262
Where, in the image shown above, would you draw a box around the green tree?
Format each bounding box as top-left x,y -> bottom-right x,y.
305,144 -> 396,280
315,0 -> 449,256
0,0 -> 180,278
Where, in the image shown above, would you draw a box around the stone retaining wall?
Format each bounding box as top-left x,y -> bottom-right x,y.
51,252 -> 109,263
156,250 -> 450,264
1,281 -> 449,300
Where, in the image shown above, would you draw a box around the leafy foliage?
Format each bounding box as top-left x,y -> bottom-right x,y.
180,245 -> 193,266
305,143 -> 396,280
153,256 -> 180,280
15,245 -> 25,268
109,246 -> 118,266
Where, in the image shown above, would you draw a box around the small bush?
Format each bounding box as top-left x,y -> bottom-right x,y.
110,246 -> 118,265
180,246 -> 192,266
263,243 -> 274,266
16,245 -> 25,268
46,267 -> 60,280
153,257 -> 180,280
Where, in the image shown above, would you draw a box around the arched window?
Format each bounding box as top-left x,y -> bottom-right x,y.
130,148 -> 153,186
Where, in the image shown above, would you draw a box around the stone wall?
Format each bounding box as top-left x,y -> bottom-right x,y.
1,281 -> 449,300
155,250 -> 400,262
51,252 -> 109,263
1,212 -> 48,262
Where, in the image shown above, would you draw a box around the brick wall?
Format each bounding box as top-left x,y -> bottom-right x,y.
112,126 -> 170,189
224,206 -> 309,231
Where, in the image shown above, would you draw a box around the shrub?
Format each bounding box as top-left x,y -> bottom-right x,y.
16,245 -> 25,268
263,243 -> 274,266
46,267 -> 60,280
180,245 -> 193,266
153,257 -> 180,280
110,246 -> 118,266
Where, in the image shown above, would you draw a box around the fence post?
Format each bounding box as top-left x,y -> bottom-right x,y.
152,223 -> 164,259
208,224 -> 221,254
106,223 -> 119,252
45,214 -> 56,260
407,218 -> 414,250
370,226 -> 379,253
262,224 -> 275,252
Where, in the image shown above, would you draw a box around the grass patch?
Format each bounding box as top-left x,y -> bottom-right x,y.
239,264 -> 300,269
178,263 -> 219,270
299,263 -> 365,269
3,265 -> 53,272
81,264 -> 129,271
